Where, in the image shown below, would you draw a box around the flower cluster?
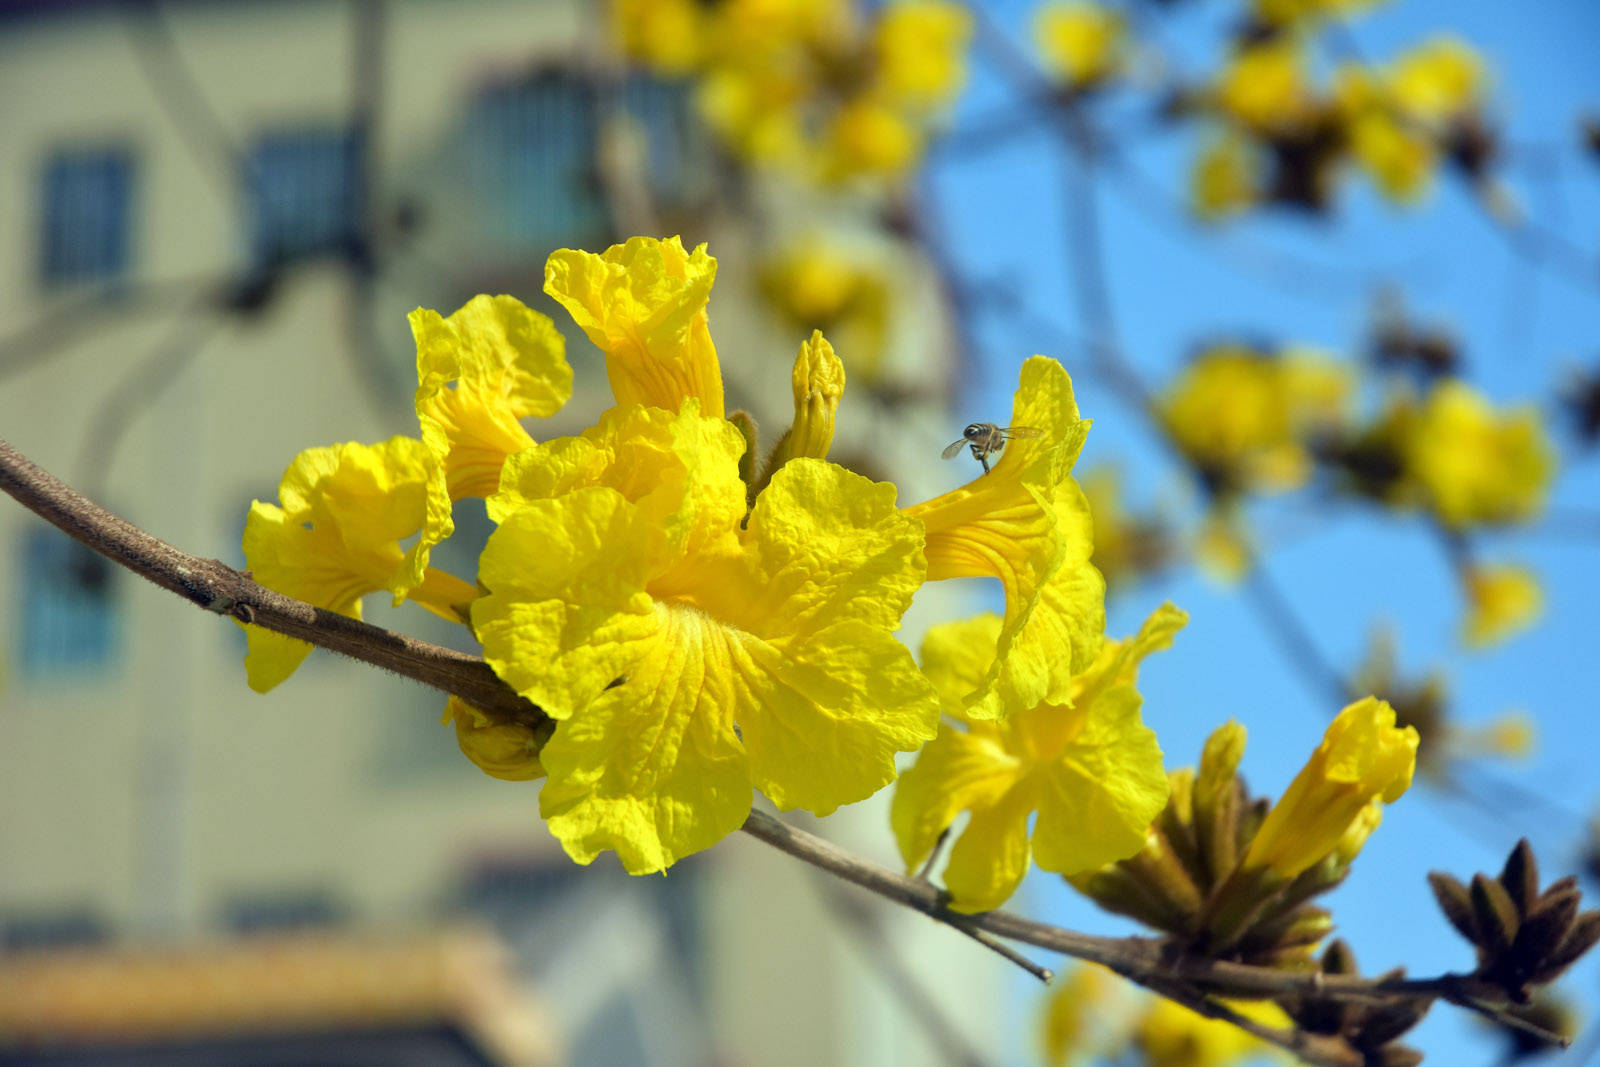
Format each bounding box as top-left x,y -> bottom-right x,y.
241,235 -> 1131,878
1156,342 -> 1350,582
612,0 -> 972,183
1072,699 -> 1418,963
1326,376 -> 1556,646
1180,24 -> 1495,220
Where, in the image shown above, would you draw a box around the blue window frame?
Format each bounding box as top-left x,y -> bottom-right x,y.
39,146 -> 135,287
17,528 -> 118,679
245,127 -> 364,269
466,71 -> 607,249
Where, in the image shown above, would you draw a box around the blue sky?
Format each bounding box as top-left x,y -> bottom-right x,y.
925,1 -> 1600,1061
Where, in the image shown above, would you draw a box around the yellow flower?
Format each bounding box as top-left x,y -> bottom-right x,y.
1081,465 -> 1168,592
544,236 -> 726,418
904,356 -> 1106,720
1191,132 -> 1258,221
891,604 -> 1182,912
1254,0 -> 1388,26
475,403 -> 938,874
612,0 -> 705,75
1335,65 -> 1439,202
1134,996 -> 1287,1067
1159,345 -> 1351,495
1451,711 -> 1536,760
1215,40 -> 1313,133
1390,36 -> 1484,125
241,438 -> 478,693
1041,965 -> 1132,1065
875,0 -> 972,110
1241,697 -> 1418,880
399,294 -> 571,597
1462,562 -> 1543,648
445,696 -> 551,781
1400,380 -> 1554,528
818,95 -> 923,181
757,239 -> 891,380
1034,2 -> 1125,91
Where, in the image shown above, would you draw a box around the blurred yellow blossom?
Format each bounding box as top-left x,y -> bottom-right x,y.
1034,1 -> 1125,91
875,0 -> 972,109
1134,996 -> 1288,1067
1390,36 -> 1485,125
905,356 -> 1105,720
1160,345 -> 1351,496
757,239 -> 890,380
1242,697 -> 1419,880
1399,380 -> 1554,528
1215,40 -> 1313,133
1040,965 -> 1134,1065
891,604 -> 1181,912
622,0 -> 970,184
1191,132 -> 1259,221
1081,465 -> 1171,592
1254,0 -> 1389,26
612,0 -> 704,74
1462,562 -> 1543,648
241,438 -> 478,693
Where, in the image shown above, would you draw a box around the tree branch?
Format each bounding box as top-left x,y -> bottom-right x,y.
0,435 -> 539,723
0,436 -> 1567,1063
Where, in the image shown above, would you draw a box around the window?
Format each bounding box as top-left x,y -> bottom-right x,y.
39,146 -> 135,287
16,528 -> 118,679
621,73 -> 704,209
466,70 -> 607,250
245,127 -> 364,269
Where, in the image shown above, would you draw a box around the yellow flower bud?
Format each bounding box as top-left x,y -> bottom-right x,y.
1242,697 -> 1418,880
788,330 -> 846,462
446,696 -> 550,782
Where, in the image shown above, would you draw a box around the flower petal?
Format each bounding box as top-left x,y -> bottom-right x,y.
473,488 -> 661,717
544,236 -> 725,417
1031,683 -> 1169,874
942,783 -> 1038,913
890,720 -> 1018,873
537,603 -> 751,874
701,458 -> 925,637
739,620 -> 939,815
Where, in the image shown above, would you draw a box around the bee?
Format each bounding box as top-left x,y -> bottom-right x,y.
941,423 -> 1045,472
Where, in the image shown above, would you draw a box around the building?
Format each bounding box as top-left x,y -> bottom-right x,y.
0,2 -> 995,1064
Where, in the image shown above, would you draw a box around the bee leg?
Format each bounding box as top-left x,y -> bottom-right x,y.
980,453 -> 991,473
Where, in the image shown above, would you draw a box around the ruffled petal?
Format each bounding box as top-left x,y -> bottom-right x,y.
473,488 -> 661,718
942,784 -> 1038,913
1030,683 -> 1169,874
699,458 -> 925,637
544,236 -> 725,417
890,721 -> 1018,873
738,620 -> 939,815
536,603 -> 751,874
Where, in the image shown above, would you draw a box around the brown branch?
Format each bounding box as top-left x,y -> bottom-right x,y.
0,435 -> 540,723
0,435 -> 1569,1062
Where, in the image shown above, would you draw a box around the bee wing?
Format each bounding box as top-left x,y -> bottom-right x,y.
941,439 -> 970,460
999,426 -> 1046,440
